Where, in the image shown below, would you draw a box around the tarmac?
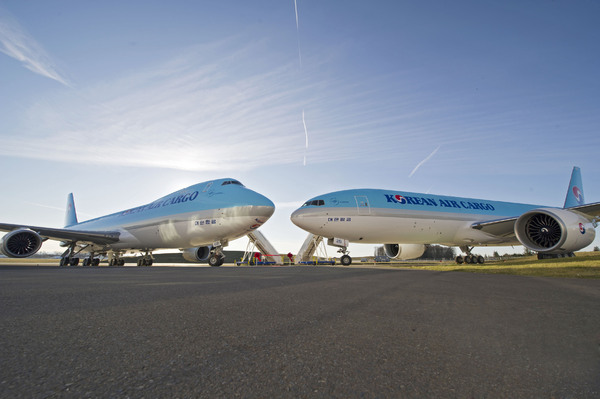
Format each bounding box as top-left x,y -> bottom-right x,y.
1,264 -> 599,398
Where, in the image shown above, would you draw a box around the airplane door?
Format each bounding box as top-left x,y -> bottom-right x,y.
355,196 -> 371,215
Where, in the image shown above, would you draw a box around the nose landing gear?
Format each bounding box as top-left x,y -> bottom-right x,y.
338,247 -> 352,266
208,240 -> 227,266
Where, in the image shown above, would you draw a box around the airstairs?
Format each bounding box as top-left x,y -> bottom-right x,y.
241,230 -> 282,265
295,233 -> 335,264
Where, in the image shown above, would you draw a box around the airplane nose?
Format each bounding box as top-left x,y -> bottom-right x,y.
290,208 -> 305,228
251,191 -> 275,219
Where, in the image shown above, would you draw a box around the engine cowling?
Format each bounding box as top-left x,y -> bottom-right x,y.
514,208 -> 595,254
0,229 -> 43,258
181,246 -> 212,262
384,243 -> 425,260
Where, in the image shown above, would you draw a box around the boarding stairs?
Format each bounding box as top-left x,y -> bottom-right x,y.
244,230 -> 281,264
296,233 -> 329,263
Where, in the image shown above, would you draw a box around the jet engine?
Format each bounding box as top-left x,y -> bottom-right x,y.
384,243 -> 426,260
514,208 -> 595,254
0,229 -> 43,258
181,246 -> 212,262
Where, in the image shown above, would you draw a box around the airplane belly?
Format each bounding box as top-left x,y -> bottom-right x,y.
318,215 -> 461,244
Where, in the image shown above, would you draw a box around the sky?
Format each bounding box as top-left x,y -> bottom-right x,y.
1,0 -> 599,258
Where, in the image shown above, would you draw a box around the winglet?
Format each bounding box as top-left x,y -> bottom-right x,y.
564,167 -> 585,208
64,193 -> 78,227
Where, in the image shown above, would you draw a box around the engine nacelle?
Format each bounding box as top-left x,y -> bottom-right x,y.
181,246 -> 212,262
0,229 -> 43,258
514,208 -> 595,254
384,243 -> 425,260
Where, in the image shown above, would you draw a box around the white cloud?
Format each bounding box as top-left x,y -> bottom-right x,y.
0,37 -> 482,174
0,6 -> 70,86
3,39 -> 426,172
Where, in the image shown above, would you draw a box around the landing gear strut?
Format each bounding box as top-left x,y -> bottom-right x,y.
455,246 -> 485,264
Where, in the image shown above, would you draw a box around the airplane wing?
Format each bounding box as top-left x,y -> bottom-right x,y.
568,202 -> 600,217
471,217 -> 518,237
0,223 -> 120,245
471,201 -> 600,237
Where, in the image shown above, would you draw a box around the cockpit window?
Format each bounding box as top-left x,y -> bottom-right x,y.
221,180 -> 244,186
302,199 -> 325,207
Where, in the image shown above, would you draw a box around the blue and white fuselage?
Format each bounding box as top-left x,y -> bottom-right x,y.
292,189 -> 537,246
0,178 -> 275,266
71,179 -> 274,250
291,168 -> 600,264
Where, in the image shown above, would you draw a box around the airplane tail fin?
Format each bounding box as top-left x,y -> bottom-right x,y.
564,167 -> 585,208
64,193 -> 78,227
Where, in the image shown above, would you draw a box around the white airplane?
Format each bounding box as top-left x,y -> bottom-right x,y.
291,167 -> 600,265
0,178 -> 275,266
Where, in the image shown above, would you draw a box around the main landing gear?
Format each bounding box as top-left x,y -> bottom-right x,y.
137,251 -> 154,266
82,255 -> 101,267
108,255 -> 126,267
455,246 -> 485,264
59,243 -> 81,266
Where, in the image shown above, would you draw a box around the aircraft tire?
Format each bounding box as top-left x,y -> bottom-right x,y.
477,255 -> 485,264
208,255 -> 222,267
455,256 -> 464,264
341,255 -> 352,266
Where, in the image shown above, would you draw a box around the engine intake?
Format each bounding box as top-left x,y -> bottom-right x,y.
515,208 -> 595,254
1,229 -> 43,258
181,246 -> 212,262
384,243 -> 425,260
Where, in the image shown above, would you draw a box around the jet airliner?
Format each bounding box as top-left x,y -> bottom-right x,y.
291,167 -> 600,265
0,179 -> 275,266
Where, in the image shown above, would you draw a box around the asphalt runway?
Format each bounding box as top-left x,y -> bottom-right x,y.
1,265 -> 598,398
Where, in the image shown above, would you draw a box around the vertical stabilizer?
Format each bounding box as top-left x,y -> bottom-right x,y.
64,193 -> 78,227
564,167 -> 585,208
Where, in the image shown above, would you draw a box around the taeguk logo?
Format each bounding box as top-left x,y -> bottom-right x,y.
573,186 -> 583,204
579,223 -> 586,234
394,195 -> 407,204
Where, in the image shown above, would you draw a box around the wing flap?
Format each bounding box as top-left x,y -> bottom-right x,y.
471,217 -> 517,238
0,223 -> 120,245
567,202 -> 600,217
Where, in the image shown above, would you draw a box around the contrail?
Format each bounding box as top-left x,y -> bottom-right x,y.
294,0 -> 302,67
25,202 -> 93,217
302,109 -> 308,166
294,0 -> 299,29
0,6 -> 70,86
409,146 -> 440,178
